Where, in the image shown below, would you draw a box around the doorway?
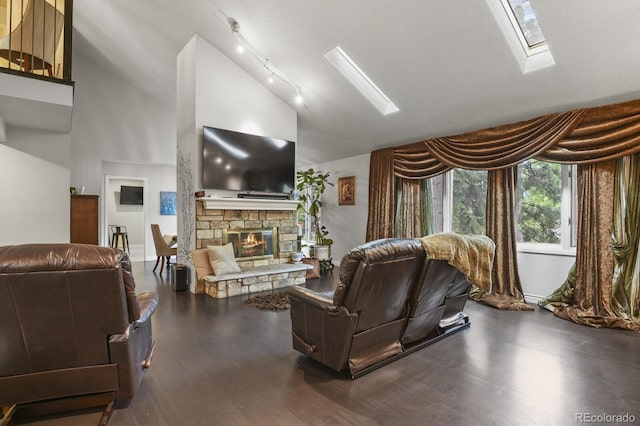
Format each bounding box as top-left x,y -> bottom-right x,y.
103,175 -> 147,261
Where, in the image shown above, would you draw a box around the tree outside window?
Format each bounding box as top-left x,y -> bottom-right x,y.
516,160 -> 561,244
452,169 -> 487,235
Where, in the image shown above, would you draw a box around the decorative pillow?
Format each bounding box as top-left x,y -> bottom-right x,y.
207,243 -> 241,276
190,248 -> 214,279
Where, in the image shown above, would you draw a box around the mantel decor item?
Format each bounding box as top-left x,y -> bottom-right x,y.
338,176 -> 355,205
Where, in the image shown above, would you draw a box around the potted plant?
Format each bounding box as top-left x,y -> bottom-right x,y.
296,168 -> 333,259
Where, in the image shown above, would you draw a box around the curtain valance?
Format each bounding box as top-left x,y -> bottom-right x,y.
390,98 -> 640,180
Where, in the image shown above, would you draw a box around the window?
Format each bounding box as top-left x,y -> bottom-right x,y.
516,160 -> 561,244
486,0 -> 554,73
503,0 -> 546,50
515,160 -> 575,252
430,161 -> 575,254
428,170 -> 487,235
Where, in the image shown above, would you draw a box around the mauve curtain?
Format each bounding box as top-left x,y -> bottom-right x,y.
389,99 -> 640,180
366,148 -> 394,241
610,154 -> 640,328
548,161 -> 640,330
538,156 -> 640,330
540,102 -> 640,163
559,162 -> 615,325
394,179 -> 433,238
368,98 -> 640,322
470,167 -> 533,310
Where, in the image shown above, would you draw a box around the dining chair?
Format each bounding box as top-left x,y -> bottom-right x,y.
151,224 -> 177,274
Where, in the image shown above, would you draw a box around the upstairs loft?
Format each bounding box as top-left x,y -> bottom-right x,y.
0,0 -> 74,136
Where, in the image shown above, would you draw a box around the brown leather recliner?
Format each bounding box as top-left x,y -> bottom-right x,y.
0,243 -> 158,416
287,238 -> 472,378
402,259 -> 471,347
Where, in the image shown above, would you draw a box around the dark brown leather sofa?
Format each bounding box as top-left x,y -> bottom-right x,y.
0,243 -> 158,421
287,238 -> 472,378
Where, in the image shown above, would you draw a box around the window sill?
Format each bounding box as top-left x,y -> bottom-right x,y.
517,243 -> 576,257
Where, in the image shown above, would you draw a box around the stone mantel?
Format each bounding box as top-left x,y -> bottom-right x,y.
196,197 -> 299,211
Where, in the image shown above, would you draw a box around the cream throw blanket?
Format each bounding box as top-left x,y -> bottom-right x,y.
417,233 -> 496,292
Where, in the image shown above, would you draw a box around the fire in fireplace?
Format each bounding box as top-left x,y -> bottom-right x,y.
222,228 -> 279,261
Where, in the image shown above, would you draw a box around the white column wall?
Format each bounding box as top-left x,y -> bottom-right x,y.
177,34 -> 297,292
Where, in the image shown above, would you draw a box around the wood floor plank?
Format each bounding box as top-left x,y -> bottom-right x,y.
13,261 -> 640,425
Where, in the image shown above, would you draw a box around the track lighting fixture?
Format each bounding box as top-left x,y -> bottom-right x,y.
213,8 -> 304,108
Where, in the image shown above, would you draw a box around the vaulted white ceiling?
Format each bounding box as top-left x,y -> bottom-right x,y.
73,0 -> 640,165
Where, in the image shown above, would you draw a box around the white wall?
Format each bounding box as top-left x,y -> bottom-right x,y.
304,153 -> 371,263
518,251 -> 575,301
0,144 -> 69,245
70,51 -> 176,196
0,45 -> 176,251
5,126 -> 70,169
176,34 -> 297,291
67,52 -> 177,255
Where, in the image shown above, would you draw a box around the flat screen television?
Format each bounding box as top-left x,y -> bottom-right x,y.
120,185 -> 144,205
202,126 -> 296,194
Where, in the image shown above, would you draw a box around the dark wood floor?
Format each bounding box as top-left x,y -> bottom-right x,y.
18,261 -> 640,425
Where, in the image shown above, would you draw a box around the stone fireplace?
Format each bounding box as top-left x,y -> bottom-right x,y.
192,198 -> 306,296
195,198 -> 299,271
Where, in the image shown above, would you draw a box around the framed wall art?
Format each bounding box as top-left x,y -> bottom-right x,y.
160,191 -> 177,215
338,176 -> 355,206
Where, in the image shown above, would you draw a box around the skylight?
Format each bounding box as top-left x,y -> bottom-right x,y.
501,0 -> 547,54
487,0 -> 554,72
325,46 -> 399,116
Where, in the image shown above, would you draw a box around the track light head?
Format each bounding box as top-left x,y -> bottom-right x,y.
227,17 -> 240,33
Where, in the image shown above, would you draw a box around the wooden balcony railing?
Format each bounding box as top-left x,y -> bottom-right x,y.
0,0 -> 72,81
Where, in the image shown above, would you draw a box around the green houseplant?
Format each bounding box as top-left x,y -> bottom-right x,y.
296,168 -> 334,253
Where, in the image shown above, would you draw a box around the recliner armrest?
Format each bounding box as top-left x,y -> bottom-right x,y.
132,291 -> 158,329
287,286 -> 339,311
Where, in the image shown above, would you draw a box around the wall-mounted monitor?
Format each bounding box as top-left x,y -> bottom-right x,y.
202,126 -> 295,194
120,185 -> 144,205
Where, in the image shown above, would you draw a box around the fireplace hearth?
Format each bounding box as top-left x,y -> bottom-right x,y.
223,227 -> 279,261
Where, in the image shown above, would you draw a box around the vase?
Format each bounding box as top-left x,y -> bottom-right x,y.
311,245 -> 330,260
